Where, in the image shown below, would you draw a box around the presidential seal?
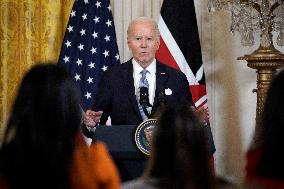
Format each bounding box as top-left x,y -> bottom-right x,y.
135,119 -> 157,156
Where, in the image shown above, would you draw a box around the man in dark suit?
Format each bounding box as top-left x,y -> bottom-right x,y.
84,17 -> 204,127
82,17 -> 212,182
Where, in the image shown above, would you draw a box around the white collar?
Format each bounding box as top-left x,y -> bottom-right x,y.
132,59 -> 156,76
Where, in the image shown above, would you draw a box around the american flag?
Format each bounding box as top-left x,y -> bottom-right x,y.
59,0 -> 120,110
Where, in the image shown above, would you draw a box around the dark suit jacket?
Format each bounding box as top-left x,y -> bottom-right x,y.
92,59 -> 194,125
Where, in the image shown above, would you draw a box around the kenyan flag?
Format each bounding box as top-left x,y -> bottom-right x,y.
156,0 -> 207,109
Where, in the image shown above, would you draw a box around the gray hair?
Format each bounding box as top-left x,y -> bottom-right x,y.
127,17 -> 160,39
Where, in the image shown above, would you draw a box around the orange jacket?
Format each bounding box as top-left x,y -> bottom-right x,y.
0,136 -> 120,189
70,140 -> 120,189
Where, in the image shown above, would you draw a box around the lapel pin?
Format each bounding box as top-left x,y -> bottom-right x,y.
165,88 -> 172,95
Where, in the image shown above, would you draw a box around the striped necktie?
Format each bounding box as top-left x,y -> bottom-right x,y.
138,69 -> 149,121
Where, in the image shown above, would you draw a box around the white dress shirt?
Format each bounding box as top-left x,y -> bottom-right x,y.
132,59 -> 156,113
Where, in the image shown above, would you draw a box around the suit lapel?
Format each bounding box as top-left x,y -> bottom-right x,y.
122,60 -> 142,120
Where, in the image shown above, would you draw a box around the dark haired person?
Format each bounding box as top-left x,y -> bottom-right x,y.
0,64 -> 120,189
122,105 -> 214,189
245,70 -> 284,188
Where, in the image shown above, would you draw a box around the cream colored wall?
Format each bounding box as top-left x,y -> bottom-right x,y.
196,1 -> 284,182
196,2 -> 256,182
110,0 -> 284,184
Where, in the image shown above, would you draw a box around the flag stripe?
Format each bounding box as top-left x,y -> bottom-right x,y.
160,0 -> 204,77
156,37 -> 180,71
157,16 -> 197,85
191,85 -> 207,108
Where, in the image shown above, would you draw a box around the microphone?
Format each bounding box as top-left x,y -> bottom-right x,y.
151,90 -> 166,119
139,87 -> 152,118
139,87 -> 152,108
157,90 -> 166,107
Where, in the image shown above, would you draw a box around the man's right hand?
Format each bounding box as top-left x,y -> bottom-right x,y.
83,110 -> 103,128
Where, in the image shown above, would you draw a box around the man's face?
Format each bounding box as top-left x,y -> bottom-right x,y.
127,21 -> 160,67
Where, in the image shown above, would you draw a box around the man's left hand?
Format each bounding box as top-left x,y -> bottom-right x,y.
196,105 -> 209,124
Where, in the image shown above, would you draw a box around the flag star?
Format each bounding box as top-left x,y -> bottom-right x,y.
82,13 -> 87,21
115,53 -> 120,60
88,62 -> 95,69
104,35 -> 110,42
67,25 -> 73,32
107,4 -> 112,11
102,50 -> 109,57
65,40 -> 71,48
87,77 -> 93,83
84,0 -> 89,4
74,73 -> 81,81
76,58 -> 83,66
93,16 -> 100,23
95,1 -> 101,8
101,65 -> 108,71
92,31 -> 98,39
105,19 -> 112,27
77,44 -> 84,51
63,56 -> 70,63
85,92 -> 92,99
80,29 -> 86,36
70,10 -> 76,17
90,47 -> 97,54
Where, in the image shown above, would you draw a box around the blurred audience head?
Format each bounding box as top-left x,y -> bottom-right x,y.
0,63 -> 81,188
144,105 -> 214,189
256,69 -> 284,179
